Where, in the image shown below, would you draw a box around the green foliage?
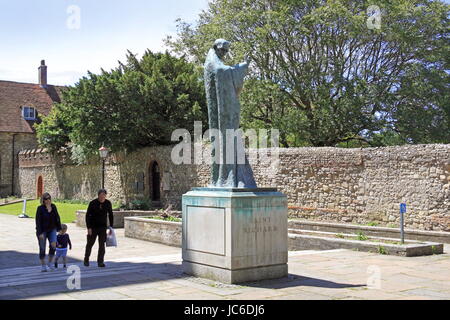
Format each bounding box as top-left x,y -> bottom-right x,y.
356,231 -> 369,241
149,215 -> 182,222
431,245 -> 438,254
378,245 -> 388,255
69,144 -> 90,165
36,50 -> 207,159
111,202 -> 122,210
35,101 -> 72,152
0,200 -> 85,223
166,0 -> 450,146
119,199 -> 153,211
367,221 -> 379,227
335,233 -> 345,239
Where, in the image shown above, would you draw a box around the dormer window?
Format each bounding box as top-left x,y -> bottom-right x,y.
22,106 -> 36,120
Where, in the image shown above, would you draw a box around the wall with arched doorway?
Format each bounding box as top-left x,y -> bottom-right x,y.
36,175 -> 44,198
18,144 -> 450,231
148,160 -> 161,204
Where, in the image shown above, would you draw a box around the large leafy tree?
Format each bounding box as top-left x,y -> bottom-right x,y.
36,50 -> 207,158
166,0 -> 450,147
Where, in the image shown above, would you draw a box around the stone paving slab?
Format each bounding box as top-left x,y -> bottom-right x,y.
1,213 -> 449,300
399,288 -> 450,300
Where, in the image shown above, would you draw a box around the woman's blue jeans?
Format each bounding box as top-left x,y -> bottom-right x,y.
37,229 -> 57,260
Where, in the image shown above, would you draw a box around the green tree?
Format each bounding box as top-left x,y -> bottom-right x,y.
35,100 -> 71,153
166,0 -> 450,146
36,50 -> 207,158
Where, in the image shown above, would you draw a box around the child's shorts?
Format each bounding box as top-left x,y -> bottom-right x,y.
55,248 -> 68,258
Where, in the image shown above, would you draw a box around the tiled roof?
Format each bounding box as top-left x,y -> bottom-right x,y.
0,80 -> 65,133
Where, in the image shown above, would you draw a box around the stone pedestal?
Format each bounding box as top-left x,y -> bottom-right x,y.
182,187 -> 288,284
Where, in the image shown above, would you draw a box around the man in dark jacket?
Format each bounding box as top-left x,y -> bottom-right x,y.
84,189 -> 114,267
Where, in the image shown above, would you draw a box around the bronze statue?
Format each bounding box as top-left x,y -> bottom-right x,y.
204,39 -> 257,188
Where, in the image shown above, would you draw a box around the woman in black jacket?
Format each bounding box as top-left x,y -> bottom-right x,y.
35,193 -> 62,272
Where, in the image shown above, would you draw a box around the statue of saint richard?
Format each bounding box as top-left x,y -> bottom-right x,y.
204,39 -> 257,188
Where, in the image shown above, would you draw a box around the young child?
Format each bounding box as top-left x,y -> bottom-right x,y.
54,224 -> 72,268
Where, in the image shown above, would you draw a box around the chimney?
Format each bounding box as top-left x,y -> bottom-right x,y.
38,60 -> 47,87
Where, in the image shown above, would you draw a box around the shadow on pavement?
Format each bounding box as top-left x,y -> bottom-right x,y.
0,250 -> 52,269
241,274 -> 365,290
0,250 -> 186,300
1,251 -> 365,300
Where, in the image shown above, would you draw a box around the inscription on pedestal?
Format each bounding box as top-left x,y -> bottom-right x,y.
243,217 -> 278,233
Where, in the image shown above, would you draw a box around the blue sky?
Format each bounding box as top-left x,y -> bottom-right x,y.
0,0 -> 209,85
1,1 -> 449,86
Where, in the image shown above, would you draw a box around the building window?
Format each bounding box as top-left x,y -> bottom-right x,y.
22,106 -> 36,120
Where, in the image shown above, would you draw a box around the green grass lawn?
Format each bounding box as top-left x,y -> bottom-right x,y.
0,200 -> 87,223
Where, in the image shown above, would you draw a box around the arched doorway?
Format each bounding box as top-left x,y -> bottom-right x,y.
37,176 -> 43,198
150,161 -> 161,202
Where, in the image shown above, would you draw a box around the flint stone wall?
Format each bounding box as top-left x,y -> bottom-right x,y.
18,144 -> 449,231
0,132 -> 39,197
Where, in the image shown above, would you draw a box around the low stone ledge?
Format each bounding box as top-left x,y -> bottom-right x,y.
124,216 -> 181,247
288,219 -> 450,244
288,233 -> 444,257
0,198 -> 35,207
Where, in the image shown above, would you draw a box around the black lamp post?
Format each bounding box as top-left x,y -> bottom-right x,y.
99,146 -> 109,189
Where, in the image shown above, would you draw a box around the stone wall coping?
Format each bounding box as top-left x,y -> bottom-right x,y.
245,143 -> 449,154
19,148 -> 49,155
18,143 -> 449,159
289,219 -> 450,236
289,233 -> 444,256
290,232 -> 442,248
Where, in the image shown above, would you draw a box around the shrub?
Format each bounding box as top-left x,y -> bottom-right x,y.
356,231 -> 369,241
378,246 -> 387,255
129,199 -> 152,210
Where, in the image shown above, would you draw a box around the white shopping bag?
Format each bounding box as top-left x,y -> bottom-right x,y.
106,227 -> 117,247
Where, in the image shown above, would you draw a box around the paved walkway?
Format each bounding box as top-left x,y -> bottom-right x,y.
0,213 -> 449,300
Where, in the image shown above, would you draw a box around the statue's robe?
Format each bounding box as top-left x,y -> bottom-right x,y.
204,48 -> 257,188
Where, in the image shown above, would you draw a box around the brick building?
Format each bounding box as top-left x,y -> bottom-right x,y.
0,60 -> 63,197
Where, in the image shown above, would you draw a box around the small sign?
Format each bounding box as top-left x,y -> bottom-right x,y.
400,203 -> 406,214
